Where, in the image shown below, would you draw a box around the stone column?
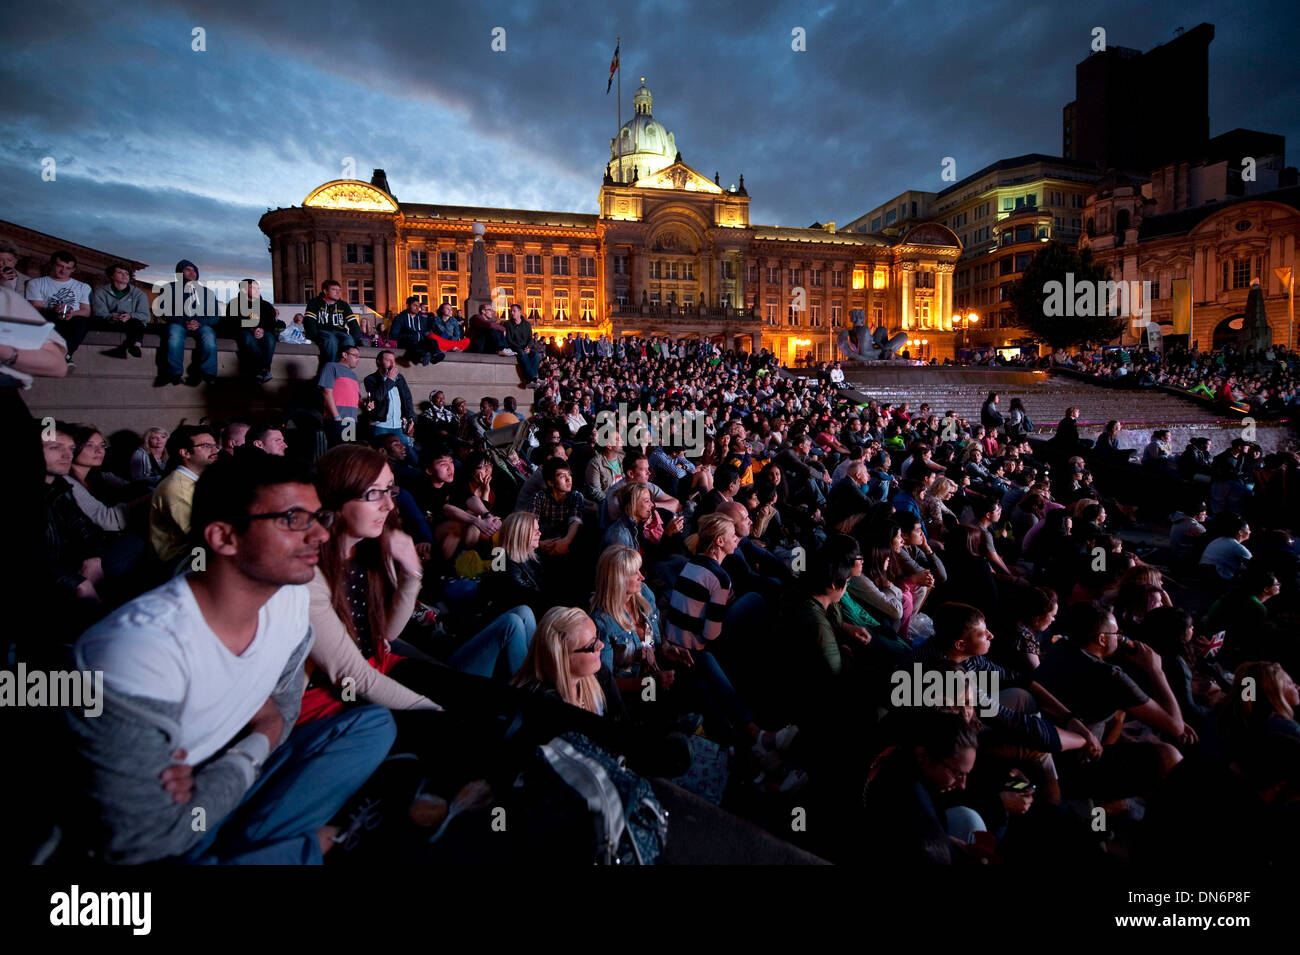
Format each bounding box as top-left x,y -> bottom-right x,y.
901,268 -> 914,330
374,234 -> 388,315
943,267 -> 954,330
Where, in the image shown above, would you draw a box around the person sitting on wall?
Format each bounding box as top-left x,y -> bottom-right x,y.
91,262 -> 150,360
428,302 -> 471,352
392,296 -> 445,366
303,279 -> 361,364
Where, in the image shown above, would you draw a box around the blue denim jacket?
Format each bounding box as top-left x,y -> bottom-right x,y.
591,583 -> 661,679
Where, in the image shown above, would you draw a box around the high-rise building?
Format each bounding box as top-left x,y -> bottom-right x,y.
1062,23 -> 1214,173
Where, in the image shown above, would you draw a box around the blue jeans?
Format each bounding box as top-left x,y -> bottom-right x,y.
447,605 -> 536,680
314,329 -> 356,362
178,705 -> 396,865
516,350 -> 541,380
237,328 -> 277,375
163,322 -> 217,377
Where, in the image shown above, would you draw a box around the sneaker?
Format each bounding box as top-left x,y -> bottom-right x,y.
498,348 -> 515,357
410,602 -> 437,626
127,343 -> 143,358
420,352 -> 432,366
105,345 -> 128,359
154,373 -> 182,387
257,370 -> 273,382
429,351 -> 445,364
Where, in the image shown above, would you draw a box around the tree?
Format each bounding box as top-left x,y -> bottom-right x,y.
1007,242 -> 1127,349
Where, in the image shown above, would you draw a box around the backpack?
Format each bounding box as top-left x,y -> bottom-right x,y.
513,732 -> 668,865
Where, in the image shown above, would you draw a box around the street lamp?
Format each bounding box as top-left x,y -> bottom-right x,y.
955,311 -> 980,352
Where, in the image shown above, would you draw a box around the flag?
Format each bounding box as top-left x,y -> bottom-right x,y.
1171,278 -> 1191,336
606,42 -> 619,94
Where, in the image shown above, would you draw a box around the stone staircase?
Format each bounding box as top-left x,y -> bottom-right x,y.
840,368 -> 1223,430
28,330 -> 532,436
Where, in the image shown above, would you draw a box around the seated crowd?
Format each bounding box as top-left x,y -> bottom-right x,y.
1057,342 -> 1300,416
16,310 -> 1300,867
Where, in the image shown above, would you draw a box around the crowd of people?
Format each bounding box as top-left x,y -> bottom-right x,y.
1055,343 -> 1300,417
6,256 -> 1300,866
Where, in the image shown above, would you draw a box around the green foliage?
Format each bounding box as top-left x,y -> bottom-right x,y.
1007,242 -> 1127,349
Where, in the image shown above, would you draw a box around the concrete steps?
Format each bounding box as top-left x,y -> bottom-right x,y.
28,330 -> 532,436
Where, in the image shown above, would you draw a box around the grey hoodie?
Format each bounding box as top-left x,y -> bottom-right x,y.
63,630 -> 312,864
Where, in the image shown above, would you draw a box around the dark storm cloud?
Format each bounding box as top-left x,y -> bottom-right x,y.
1,0 -> 1295,296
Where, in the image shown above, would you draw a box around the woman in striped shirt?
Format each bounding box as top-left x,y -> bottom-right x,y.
663,514 -> 798,780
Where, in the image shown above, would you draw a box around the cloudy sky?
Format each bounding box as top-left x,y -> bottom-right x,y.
3,0 -> 1296,297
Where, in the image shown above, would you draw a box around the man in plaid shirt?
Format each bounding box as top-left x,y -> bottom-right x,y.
531,458 -> 585,554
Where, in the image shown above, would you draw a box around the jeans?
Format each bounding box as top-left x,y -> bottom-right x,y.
676,648 -> 752,742
397,335 -> 442,364
516,350 -> 541,380
447,604 -> 536,680
162,322 -> 217,377
472,328 -> 507,353
314,329 -> 355,363
56,315 -> 91,356
237,328 -> 277,375
178,705 -> 396,864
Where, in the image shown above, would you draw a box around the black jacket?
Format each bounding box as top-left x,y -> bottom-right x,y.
220,295 -> 279,337
364,371 -> 414,424
391,310 -> 427,345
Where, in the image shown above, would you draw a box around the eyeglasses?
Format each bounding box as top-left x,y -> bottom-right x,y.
574,637 -> 603,654
245,507 -> 336,532
358,485 -> 401,503
192,441 -> 219,451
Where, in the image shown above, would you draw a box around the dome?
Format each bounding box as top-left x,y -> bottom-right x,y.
609,76 -> 677,182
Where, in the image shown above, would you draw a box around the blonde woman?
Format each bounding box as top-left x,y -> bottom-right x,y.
483,510 -> 554,616
591,545 -> 688,696
511,606 -> 613,716
666,514 -> 797,758
131,427 -> 169,485
921,476 -> 958,541
1221,662 -> 1300,772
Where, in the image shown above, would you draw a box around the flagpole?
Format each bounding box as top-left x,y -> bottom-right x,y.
616,37 -> 622,183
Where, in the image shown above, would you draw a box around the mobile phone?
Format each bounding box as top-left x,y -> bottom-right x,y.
1003,778 -> 1036,793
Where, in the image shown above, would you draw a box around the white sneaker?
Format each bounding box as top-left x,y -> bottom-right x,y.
498,348 -> 515,357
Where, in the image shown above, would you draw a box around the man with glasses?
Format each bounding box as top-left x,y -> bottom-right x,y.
1034,603 -> 1185,801
65,453 -> 396,864
149,426 -> 220,564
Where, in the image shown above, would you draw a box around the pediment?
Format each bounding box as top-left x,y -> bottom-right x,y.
303,180 -> 399,212
634,162 -> 724,194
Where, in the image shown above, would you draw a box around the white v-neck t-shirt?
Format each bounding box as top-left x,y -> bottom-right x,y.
78,575 -> 312,764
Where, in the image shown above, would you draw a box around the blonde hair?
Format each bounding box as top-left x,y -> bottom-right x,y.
929,476 -> 957,499
1228,661 -> 1295,723
511,607 -> 605,714
615,480 -> 650,516
1069,498 -> 1099,519
1121,565 -> 1163,590
592,545 -> 651,632
686,512 -> 734,556
499,511 -> 539,563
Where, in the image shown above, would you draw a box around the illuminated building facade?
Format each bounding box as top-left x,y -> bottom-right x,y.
259,78 -> 961,363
